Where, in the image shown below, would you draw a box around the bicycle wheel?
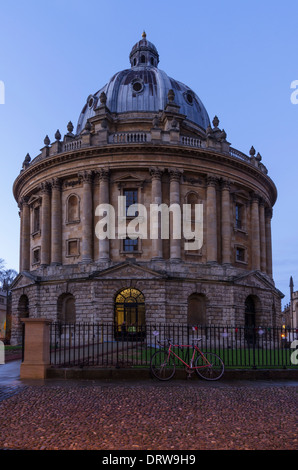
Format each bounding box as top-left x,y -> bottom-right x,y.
195,352 -> 224,381
150,350 -> 176,381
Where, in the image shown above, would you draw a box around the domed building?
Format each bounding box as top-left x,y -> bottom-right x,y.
11,33 -> 283,344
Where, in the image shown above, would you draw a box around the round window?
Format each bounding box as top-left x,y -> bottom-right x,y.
185,92 -> 193,105
132,81 -> 143,93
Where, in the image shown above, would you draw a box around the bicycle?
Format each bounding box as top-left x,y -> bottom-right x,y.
150,338 -> 224,381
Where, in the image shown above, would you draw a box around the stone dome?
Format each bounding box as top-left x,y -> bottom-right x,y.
76,33 -> 210,134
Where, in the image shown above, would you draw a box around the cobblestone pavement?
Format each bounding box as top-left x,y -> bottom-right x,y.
0,384 -> 26,403
0,379 -> 297,451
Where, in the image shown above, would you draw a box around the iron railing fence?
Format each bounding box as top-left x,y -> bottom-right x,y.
49,322 -> 298,370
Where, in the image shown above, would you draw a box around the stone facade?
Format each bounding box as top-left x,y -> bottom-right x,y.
10,34 -> 283,344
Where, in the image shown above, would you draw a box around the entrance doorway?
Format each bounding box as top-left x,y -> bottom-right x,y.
114,288 -> 145,340
245,295 -> 256,345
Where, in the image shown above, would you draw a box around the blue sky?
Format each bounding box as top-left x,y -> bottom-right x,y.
0,0 -> 297,306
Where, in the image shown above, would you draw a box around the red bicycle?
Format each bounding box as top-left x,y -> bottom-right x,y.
150,338 -> 224,381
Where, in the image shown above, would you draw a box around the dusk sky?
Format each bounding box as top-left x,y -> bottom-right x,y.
0,0 -> 297,306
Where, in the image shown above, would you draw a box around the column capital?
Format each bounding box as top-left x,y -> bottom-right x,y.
221,178 -> 231,191
19,195 -> 30,209
79,170 -> 93,183
98,168 -> 110,182
40,181 -> 51,194
149,167 -> 164,180
250,192 -> 261,204
51,177 -> 62,190
206,175 -> 219,187
265,206 -> 273,219
169,168 -> 183,182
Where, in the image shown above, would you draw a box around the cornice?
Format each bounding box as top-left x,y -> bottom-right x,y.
13,143 -> 277,206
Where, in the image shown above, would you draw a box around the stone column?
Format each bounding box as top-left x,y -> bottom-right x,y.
150,167 -> 163,260
251,194 -> 260,271
20,197 -> 30,271
259,199 -> 267,273
98,168 -> 110,260
169,168 -> 182,261
40,182 -> 51,267
221,179 -> 231,264
80,171 -> 93,263
265,207 -> 273,277
51,178 -> 62,265
20,318 -> 52,379
206,176 -> 218,263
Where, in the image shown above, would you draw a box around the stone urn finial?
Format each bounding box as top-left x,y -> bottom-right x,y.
55,129 -> 61,141
22,153 -> 31,169
212,116 -> 219,128
67,121 -> 74,134
168,89 -> 175,103
249,146 -> 256,157
99,91 -> 107,106
85,120 -> 92,132
44,135 -> 50,147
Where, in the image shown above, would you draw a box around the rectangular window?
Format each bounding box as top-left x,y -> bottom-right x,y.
33,206 -> 40,233
235,204 -> 242,229
123,189 -> 138,216
67,239 -> 80,257
32,248 -> 40,264
123,237 -> 138,252
236,247 -> 245,262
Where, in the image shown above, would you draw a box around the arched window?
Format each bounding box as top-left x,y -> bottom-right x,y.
57,293 -> 76,323
114,288 -> 145,339
140,55 -> 146,63
67,194 -> 80,223
187,293 -> 206,325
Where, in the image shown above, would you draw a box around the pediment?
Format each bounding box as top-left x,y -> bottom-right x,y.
28,194 -> 42,206
112,173 -> 145,187
232,270 -> 284,296
90,262 -> 165,280
10,271 -> 38,290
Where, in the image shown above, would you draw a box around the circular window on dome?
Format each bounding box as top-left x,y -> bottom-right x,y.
131,79 -> 144,94
184,91 -> 194,105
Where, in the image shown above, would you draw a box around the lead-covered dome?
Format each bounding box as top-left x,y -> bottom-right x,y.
76,33 -> 210,134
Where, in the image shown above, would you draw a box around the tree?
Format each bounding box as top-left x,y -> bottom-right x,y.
0,260 -> 17,343
0,269 -> 18,290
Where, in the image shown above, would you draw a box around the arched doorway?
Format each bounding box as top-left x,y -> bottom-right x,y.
57,293 -> 76,323
245,296 -> 256,327
114,288 -> 145,340
18,295 -> 29,319
244,295 -> 259,345
187,293 -> 206,325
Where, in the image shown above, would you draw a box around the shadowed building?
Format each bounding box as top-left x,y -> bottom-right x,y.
11,33 -> 283,344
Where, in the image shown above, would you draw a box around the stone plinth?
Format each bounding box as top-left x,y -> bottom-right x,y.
20,318 -> 52,379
